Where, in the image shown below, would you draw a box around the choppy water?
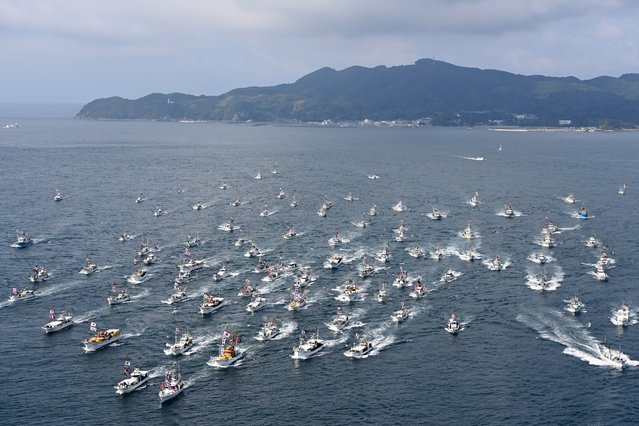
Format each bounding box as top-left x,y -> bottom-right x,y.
1,114 -> 638,424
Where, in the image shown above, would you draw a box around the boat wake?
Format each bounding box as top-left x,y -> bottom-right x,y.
496,210 -> 524,217
516,309 -> 639,369
525,268 -> 564,292
456,155 -> 485,161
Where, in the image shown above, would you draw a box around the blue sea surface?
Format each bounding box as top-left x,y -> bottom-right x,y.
0,113 -> 638,425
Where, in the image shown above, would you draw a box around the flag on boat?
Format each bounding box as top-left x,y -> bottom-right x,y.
49,309 -> 55,319
175,327 -> 180,335
124,360 -> 131,366
90,322 -> 97,331
184,248 -> 190,257
223,331 -> 230,338
12,288 -> 17,294
111,283 -> 117,292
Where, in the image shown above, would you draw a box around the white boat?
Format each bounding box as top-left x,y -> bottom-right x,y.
234,235 -> 246,247
259,205 -> 273,217
394,229 -> 406,242
142,252 -> 156,265
392,200 -> 407,212
431,247 -> 444,261
53,190 -> 63,202
158,369 -> 184,403
391,302 -> 410,323
107,284 -> 130,305
207,331 -> 246,368
486,254 -> 504,271
283,227 -> 297,240
327,307 -> 350,332
164,329 -> 194,356
317,204 -> 328,217
597,343 -> 630,369
135,193 -> 144,203
336,281 -> 359,303
540,234 -> 555,248
563,193 -> 577,204
230,197 -> 241,206
445,313 -> 462,334
286,286 -> 307,311
593,265 -> 609,281
162,284 -> 188,305
244,244 -> 263,258
503,202 -> 515,218
118,232 -> 134,242
377,283 -> 389,303
468,192 -> 480,207
11,231 -> 33,248
359,260 -> 375,278
528,251 -> 553,264
392,265 -> 410,288
407,244 -> 424,259
212,264 -> 228,282
237,279 -> 256,297
292,329 -> 324,360
218,183 -> 228,190
154,207 -> 164,217
344,334 -> 374,358
429,207 -> 443,220
325,253 -> 343,269
441,268 -> 458,283
328,230 -> 344,247
289,195 -> 298,208
368,204 -> 378,216
115,362 -> 149,395
42,310 -> 74,333
198,291 -> 225,315
8,288 -> 36,303
246,294 -> 268,313
585,235 -> 598,248
83,326 -> 120,352
254,319 -> 281,341
460,223 -> 475,239
30,266 -> 51,283
354,218 -> 368,228
618,184 -> 627,195
564,296 -> 585,315
367,174 -> 380,180
610,304 -> 631,327
254,171 -> 263,180
344,192 -> 354,202
276,188 -> 285,199
409,279 -> 426,299
178,258 -> 205,272
376,246 -> 391,263
79,257 -> 98,275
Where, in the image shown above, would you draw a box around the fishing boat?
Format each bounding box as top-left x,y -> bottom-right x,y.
503,202 -> 515,218
392,200 -> 407,212
369,204 -> 378,216
460,222 -> 476,239
377,282 -> 389,303
441,267 -> 458,283
42,310 -> 74,333
429,207 -> 443,220
218,182 -> 228,190
79,257 -> 98,275
376,246 -> 392,263
597,343 -> 630,369
244,244 -> 262,258
115,360 -> 149,395
486,254 -> 504,271
164,328 -> 194,356
254,319 -> 281,341
585,234 -> 598,248
158,369 -> 184,403
142,252 -> 156,265
30,266 -> 51,283
135,193 -> 144,203
107,283 -> 130,305
540,233 -> 555,248
207,331 -> 245,368
246,294 -> 268,314
563,193 -> 576,204
431,246 -> 444,261
391,301 -> 410,323
358,259 -> 375,278
276,188 -> 285,199
118,232 -> 134,242
237,279 -> 256,297
326,307 -> 350,332
178,258 -> 205,273
336,280 -> 359,303
198,291 -> 225,315
392,265 -> 410,288
344,334 -> 374,358
53,190 -> 63,201
328,230 -> 344,247
578,205 -> 589,219
344,192 -> 354,202
593,264 -> 609,281
10,231 -> 32,248
162,283 -> 188,305
283,226 -> 297,239
528,251 -> 553,264
292,329 -> 324,360
286,286 -> 307,311
324,253 -> 343,269
409,279 -> 426,299
468,192 -> 480,207
610,303 -> 631,327
154,207 -> 164,217
192,201 -> 204,210
126,268 -> 148,284
83,324 -> 120,352
445,313 -> 462,334
289,195 -> 298,208
618,184 -> 627,195
8,288 -> 36,303
564,296 -> 585,315
254,171 -> 263,180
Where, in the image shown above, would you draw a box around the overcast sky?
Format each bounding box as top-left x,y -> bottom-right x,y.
1,0 -> 638,104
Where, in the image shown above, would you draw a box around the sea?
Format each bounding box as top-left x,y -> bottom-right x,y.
0,106 -> 638,425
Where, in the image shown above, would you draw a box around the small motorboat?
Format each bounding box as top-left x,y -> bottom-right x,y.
564,296 -> 585,315
286,287 -> 307,311
486,254 -> 504,271
618,184 -> 627,196
83,325 -> 120,352
107,283 -> 130,305
218,183 -> 228,190
503,202 -> 515,218
344,192 -> 354,202
392,265 -> 410,288
237,279 -> 256,297
199,291 -> 225,315
445,313 -> 462,334
244,244 -> 263,258
230,197 -> 241,206
292,329 -> 324,360
593,264 -> 609,281
207,331 -> 246,368
246,294 -> 268,314
328,230 -> 345,247
610,303 -> 631,327
344,334 -> 374,358
585,234 -> 599,248
578,205 -> 589,219
42,310 -> 74,334
528,251 -> 553,264
289,195 -> 298,208
376,246 -> 392,263
391,302 -> 410,323
254,171 -> 263,180
30,266 -> 51,283
468,192 -> 480,207
158,369 -> 184,403
276,188 -> 285,199
324,253 -> 343,269
563,193 -> 576,204
392,200 -> 407,212
336,281 -> 359,303
135,193 -> 145,203
429,207 -> 443,220
79,257 -> 98,275
164,329 -> 195,356
327,307 -> 350,332
192,201 -> 204,210
8,288 -> 36,303
254,319 -> 281,341
460,222 -> 475,239
185,234 -> 201,247
409,279 -> 427,299
10,231 -> 32,248
431,247 -> 444,261
118,232 -> 134,242
376,283 -> 389,303
368,204 -> 378,216
115,362 -> 149,396
162,284 -> 188,305
154,207 -> 164,217
53,190 -> 63,202
597,343 -> 631,369
283,227 -> 297,240
440,268 -> 459,283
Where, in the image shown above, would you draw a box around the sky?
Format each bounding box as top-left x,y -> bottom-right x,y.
1,0 -> 638,104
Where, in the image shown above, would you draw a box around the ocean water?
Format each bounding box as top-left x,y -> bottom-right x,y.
0,113 -> 638,425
